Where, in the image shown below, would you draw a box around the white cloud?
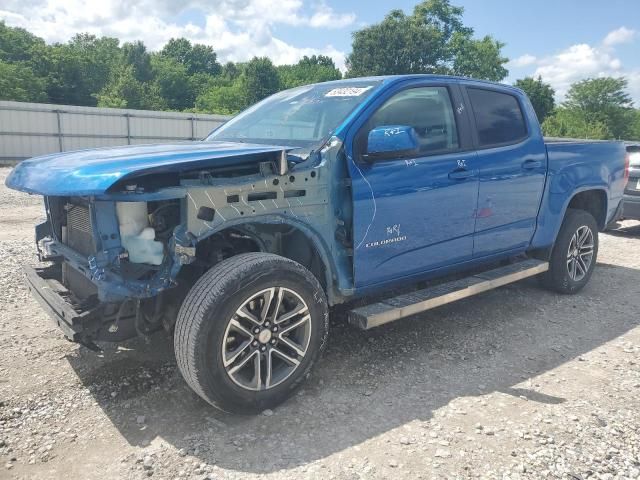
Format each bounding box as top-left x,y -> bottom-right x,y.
0,0 -> 355,69
509,54 -> 537,68
533,43 -> 624,99
603,26 -> 637,47
309,3 -> 356,28
512,28 -> 640,103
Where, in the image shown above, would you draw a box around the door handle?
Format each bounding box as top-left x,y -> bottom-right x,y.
522,159 -> 542,170
448,168 -> 475,180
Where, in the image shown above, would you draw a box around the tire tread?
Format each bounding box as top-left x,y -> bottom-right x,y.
174,253 -> 328,411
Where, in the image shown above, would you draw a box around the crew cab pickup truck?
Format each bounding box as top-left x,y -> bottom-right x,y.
6,75 -> 629,413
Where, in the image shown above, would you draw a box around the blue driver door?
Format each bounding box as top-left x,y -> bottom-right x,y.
348,84 -> 479,288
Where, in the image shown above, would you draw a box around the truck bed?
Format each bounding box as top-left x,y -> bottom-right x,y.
529,138 -> 627,249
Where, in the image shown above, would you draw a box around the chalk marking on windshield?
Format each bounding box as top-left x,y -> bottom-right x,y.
352,155 -> 377,250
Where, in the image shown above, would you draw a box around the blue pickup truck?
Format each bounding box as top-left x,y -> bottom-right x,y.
6,75 -> 629,413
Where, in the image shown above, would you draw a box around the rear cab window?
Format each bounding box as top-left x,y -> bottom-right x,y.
467,87 -> 528,148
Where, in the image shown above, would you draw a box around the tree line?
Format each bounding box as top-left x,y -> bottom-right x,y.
0,0 -> 639,140
0,25 -> 343,114
0,0 -> 507,114
516,76 -> 640,141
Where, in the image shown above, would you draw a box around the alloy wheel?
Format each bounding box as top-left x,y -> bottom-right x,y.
221,287 -> 312,391
566,225 -> 594,282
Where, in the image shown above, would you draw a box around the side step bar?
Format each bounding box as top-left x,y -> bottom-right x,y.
348,258 -> 549,330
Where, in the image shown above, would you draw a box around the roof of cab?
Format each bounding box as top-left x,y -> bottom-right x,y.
309,74 -> 525,96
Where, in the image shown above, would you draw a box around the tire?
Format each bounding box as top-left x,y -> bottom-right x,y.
539,208 -> 599,294
174,253 -> 329,413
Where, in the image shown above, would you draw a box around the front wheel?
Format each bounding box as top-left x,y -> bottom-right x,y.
539,208 -> 599,294
174,253 -> 329,413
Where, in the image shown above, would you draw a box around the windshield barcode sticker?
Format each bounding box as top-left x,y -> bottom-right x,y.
325,86 -> 373,97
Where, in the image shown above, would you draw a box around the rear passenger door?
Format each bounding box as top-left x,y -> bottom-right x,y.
463,86 -> 547,258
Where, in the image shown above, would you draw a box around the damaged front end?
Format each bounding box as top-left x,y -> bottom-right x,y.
6,141 -> 294,347
8,128 -> 353,348
27,194 -> 187,347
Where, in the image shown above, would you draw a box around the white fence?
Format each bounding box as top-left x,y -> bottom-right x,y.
0,100 -> 230,165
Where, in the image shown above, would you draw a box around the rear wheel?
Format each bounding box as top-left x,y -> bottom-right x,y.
174,253 -> 329,413
539,209 -> 599,294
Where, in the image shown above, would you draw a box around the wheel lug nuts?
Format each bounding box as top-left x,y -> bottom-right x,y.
252,340 -> 259,347
270,338 -> 277,345
253,327 -> 260,334
260,345 -> 267,352
264,321 -> 270,327
272,326 -> 278,332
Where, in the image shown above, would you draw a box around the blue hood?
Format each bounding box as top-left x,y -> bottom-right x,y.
5,141 -> 289,196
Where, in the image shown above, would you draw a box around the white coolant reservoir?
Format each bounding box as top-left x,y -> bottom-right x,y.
116,202 -> 164,265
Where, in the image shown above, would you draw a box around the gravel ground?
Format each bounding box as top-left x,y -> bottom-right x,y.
0,166 -> 639,480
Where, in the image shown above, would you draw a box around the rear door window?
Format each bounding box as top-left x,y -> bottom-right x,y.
467,88 -> 528,147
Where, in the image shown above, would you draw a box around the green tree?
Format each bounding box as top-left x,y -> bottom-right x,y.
0,60 -> 47,102
44,34 -> 122,106
160,38 -> 221,76
278,55 -> 342,89
122,41 -> 153,82
241,57 -> 280,106
151,56 -> 195,110
633,110 -> 640,141
514,76 -> 555,123
542,108 -> 611,140
221,61 -> 241,80
345,0 -> 508,81
450,34 -> 508,82
298,54 -> 338,69
195,82 -> 246,115
188,72 -> 218,99
189,43 -> 222,76
0,21 -> 45,63
562,77 -> 635,139
96,65 -> 166,110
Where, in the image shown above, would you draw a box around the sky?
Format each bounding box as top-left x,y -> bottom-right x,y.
1,0 -> 639,103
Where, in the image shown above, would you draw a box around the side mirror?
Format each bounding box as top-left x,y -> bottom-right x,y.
365,125 -> 419,160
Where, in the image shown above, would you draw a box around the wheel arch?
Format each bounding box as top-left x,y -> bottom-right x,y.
565,188 -> 608,230
193,215 -> 338,303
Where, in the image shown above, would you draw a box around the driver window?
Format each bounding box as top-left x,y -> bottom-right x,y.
368,86 -> 460,155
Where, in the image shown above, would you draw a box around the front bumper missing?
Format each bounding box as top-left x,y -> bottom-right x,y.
24,264 -> 100,343
24,264 -> 138,344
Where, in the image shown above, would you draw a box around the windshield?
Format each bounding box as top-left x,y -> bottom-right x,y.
206,81 -> 381,150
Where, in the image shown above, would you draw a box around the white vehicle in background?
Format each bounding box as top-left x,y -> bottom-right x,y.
622,144 -> 640,220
